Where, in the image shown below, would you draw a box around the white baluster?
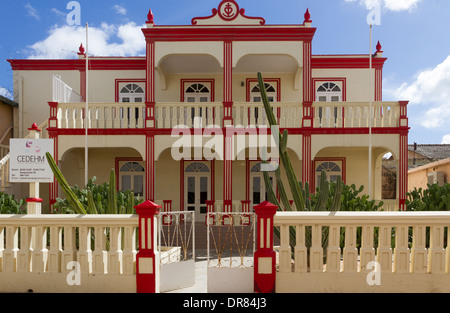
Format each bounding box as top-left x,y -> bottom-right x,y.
326,225 -> 341,273
92,226 -> 107,274
108,227 -> 123,275
122,226 -> 136,275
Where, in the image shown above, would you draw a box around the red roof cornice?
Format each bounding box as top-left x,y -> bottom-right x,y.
312,56 -> 387,69
142,26 -> 316,42
7,58 -> 146,71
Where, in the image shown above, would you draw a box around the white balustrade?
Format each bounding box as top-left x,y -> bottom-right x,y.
274,211 -> 450,275
57,103 -> 146,130
0,214 -> 138,275
54,101 -> 402,130
155,103 -> 223,128
313,102 -> 400,128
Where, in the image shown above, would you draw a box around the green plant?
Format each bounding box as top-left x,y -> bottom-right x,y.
406,183 -> 450,211
46,152 -> 142,215
0,192 -> 26,214
258,72 -> 343,264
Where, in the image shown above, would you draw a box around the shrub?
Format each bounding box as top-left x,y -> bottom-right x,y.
406,183 -> 450,211
0,192 -> 26,214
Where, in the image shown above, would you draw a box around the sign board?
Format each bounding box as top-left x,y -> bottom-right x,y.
9,139 -> 54,183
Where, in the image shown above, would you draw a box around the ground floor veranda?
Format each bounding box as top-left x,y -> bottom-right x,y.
39,131 -> 407,213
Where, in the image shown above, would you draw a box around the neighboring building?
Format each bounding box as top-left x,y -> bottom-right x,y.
408,158 -> 449,192
5,0 -> 410,212
0,95 -> 18,159
408,144 -> 450,169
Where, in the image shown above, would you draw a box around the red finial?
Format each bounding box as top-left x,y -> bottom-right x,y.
147,9 -> 154,24
28,123 -> 41,132
77,43 -> 85,56
304,8 -> 312,23
376,41 -> 383,53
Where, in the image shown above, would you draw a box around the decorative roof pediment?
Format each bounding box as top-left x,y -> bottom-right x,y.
191,0 -> 265,26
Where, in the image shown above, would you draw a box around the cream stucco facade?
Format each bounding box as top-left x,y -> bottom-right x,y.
6,1 -> 409,214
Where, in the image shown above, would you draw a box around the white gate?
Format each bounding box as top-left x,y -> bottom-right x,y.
207,212 -> 256,293
158,211 -> 195,292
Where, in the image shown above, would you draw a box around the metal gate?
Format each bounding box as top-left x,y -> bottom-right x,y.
207,212 -> 256,293
158,211 -> 195,292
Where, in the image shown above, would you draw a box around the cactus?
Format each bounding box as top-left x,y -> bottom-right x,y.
46,152 -> 87,214
258,72 -> 343,264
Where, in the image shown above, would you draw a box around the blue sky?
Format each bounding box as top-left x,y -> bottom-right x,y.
1,0 -> 449,145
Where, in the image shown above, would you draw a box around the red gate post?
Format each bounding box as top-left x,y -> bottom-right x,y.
254,201 -> 278,293
135,200 -> 161,293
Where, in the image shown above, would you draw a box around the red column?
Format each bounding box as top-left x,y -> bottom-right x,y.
135,200 -> 161,293
223,40 -> 233,127
302,39 -> 314,191
145,40 -> 156,128
205,200 -> 215,225
398,101 -> 409,211
145,135 -> 155,201
254,201 -> 277,293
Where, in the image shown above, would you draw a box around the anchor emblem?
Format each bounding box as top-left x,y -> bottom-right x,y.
219,0 -> 238,20
223,3 -> 234,17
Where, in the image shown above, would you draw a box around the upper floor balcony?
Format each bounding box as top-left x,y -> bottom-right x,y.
48,100 -> 407,132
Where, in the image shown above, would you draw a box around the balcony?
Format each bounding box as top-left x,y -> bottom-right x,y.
312,101 -> 402,128
48,101 -> 406,132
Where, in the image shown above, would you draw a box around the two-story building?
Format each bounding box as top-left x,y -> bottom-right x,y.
6,0 -> 409,213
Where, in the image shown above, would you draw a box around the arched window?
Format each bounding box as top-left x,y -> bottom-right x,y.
119,161 -> 145,197
251,83 -> 277,102
185,162 -> 210,173
250,162 -> 276,205
119,83 -> 145,103
316,82 -> 342,102
185,83 -> 211,103
315,161 -> 342,189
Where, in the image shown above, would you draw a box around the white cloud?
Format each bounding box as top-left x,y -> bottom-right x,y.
442,134 -> 450,144
394,55 -> 450,131
0,87 -> 13,100
113,5 -> 127,16
345,0 -> 421,11
25,3 -> 40,20
27,22 -> 146,59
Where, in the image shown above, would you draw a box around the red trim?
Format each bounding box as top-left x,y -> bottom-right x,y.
302,134 -> 312,189
26,198 -> 43,203
180,79 -> 215,102
223,41 -> 233,105
146,135 -> 155,201
245,158 -> 250,201
312,78 -> 347,101
142,27 -> 316,42
8,58 -> 146,71
303,41 -> 313,103
115,79 -> 146,102
311,56 -> 387,69
146,42 -> 155,104
80,69 -> 86,102
180,159 -> 184,211
246,78 -> 281,102
223,133 -> 233,202
375,68 -> 382,101
399,134 -> 408,211
218,0 -> 240,22
191,0 -> 265,25
49,126 -> 410,137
